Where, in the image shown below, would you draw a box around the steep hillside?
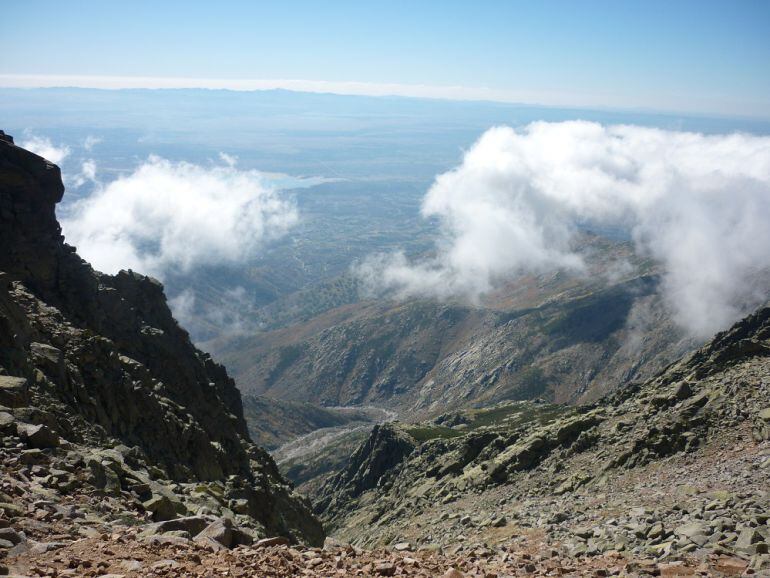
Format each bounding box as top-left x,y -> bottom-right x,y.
314,304 -> 770,572
219,261 -> 695,419
0,130 -> 323,556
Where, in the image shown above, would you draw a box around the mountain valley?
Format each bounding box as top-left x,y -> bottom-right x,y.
1,132 -> 768,577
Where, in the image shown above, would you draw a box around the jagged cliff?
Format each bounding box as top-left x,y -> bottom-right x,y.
0,131 -> 323,545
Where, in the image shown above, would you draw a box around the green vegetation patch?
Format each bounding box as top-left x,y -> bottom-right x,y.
405,425 -> 464,442
466,401 -> 573,430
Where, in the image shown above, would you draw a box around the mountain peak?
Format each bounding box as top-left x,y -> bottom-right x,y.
0,133 -> 324,548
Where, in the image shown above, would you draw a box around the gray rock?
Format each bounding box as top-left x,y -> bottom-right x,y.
143,495 -> 179,522
0,412 -> 16,434
736,527 -> 765,553
375,562 -> 397,576
256,536 -> 290,548
0,529 -> 22,546
572,526 -> 594,540
142,515 -> 213,537
0,503 -> 23,517
754,408 -> 770,441
142,535 -> 191,548
17,423 -> 59,449
647,522 -> 666,541
0,376 -> 27,408
675,521 -> 711,546
194,517 -> 252,549
19,448 -> 46,465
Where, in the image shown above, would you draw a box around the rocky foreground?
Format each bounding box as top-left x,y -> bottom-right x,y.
1,527 -> 722,577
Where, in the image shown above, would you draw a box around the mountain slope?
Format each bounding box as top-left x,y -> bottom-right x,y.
315,304 -> 770,571
219,264 -> 695,420
0,131 -> 323,546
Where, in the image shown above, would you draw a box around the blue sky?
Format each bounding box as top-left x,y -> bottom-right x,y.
2,0 -> 769,118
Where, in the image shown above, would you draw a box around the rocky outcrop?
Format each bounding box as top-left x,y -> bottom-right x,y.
316,423 -> 417,523
0,132 -> 323,545
668,304 -> 770,379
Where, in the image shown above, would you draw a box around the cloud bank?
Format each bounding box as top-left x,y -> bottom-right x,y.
18,135 -> 70,164
61,156 -> 299,278
169,285 -> 259,339
358,121 -> 770,338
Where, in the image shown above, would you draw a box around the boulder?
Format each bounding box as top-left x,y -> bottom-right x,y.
0,376 -> 28,408
142,534 -> 191,548
375,562 -> 397,576
20,448 -> 47,464
143,495 -> 179,522
675,521 -> 711,547
736,527 -> 765,553
0,411 -> 16,434
29,343 -> 67,385
193,517 -> 253,549
0,528 -> 22,545
17,423 -> 59,449
657,561 -> 696,576
0,503 -> 23,517
753,408 -> 770,441
141,515 -> 213,537
255,536 -> 290,548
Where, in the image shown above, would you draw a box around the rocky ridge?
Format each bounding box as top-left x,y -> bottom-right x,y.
315,305 -> 770,574
0,129 -> 323,575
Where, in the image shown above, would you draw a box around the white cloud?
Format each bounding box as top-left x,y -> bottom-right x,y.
83,135 -> 102,151
168,288 -> 197,326
18,134 -> 70,164
168,286 -> 260,339
218,152 -> 238,167
359,121 -> 770,338
61,155 -> 299,278
70,159 -> 98,188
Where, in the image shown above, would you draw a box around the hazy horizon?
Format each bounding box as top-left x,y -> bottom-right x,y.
3,0 -> 769,118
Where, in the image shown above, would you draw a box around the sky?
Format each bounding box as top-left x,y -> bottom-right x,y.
1,0 -> 769,118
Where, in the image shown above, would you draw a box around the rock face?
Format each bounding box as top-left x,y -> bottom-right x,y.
0,131 -> 323,545
316,423 -> 417,522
